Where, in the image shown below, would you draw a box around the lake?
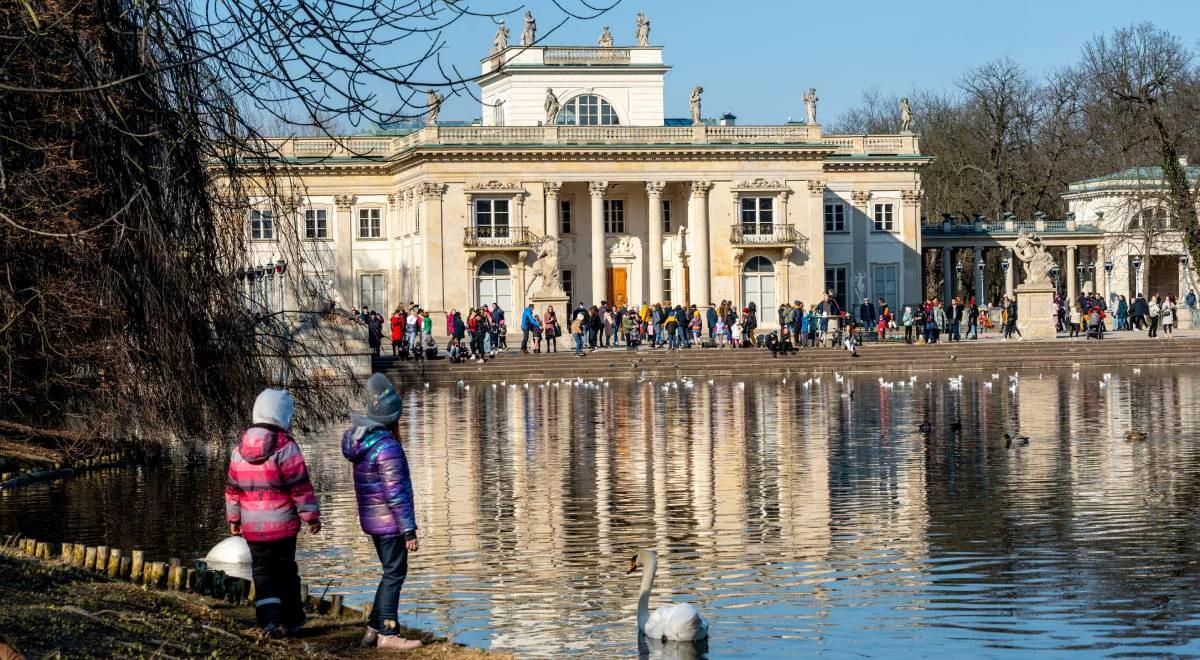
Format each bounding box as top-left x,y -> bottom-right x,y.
4,366 -> 1200,658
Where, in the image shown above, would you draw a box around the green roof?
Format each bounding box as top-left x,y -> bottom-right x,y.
1072,165 -> 1200,188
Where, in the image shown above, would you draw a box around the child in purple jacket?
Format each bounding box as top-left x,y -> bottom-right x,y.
342,373 -> 421,650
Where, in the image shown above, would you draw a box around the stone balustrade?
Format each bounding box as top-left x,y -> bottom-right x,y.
543,46 -> 632,65
263,126 -> 919,158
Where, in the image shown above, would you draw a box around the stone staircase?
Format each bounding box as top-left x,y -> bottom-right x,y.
374,337 -> 1200,385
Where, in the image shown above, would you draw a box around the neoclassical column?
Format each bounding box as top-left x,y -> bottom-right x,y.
974,245 -> 985,305
1066,244 -> 1078,303
589,181 -> 608,304
545,181 -> 562,239
646,181 -> 666,303
688,181 -> 713,305
333,194 -> 355,307
942,247 -> 953,302
418,182 -> 445,312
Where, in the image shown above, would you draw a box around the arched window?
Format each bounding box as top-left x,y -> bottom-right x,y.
476,259 -> 513,312
1132,207 -> 1168,230
556,95 -> 620,126
742,256 -> 776,318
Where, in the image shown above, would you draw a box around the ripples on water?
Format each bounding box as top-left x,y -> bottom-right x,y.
4,367 -> 1200,658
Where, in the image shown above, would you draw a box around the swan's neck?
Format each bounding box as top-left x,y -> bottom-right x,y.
637,554 -> 657,632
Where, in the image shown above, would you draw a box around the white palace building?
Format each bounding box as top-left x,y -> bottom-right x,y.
249,15 -> 931,328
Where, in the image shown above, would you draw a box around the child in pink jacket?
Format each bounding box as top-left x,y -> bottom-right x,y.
224,388 -> 321,638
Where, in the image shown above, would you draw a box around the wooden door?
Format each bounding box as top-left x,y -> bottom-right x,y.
606,268 -> 628,308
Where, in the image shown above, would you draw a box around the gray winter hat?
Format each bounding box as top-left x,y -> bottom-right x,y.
365,373 -> 403,425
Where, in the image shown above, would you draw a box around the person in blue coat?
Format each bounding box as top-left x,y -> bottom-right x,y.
520,303 -> 540,354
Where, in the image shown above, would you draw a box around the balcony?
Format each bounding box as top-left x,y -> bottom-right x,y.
729,224 -> 809,253
463,226 -> 539,250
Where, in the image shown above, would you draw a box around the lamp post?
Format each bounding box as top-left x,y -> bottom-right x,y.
955,263 -> 963,299
977,259 -> 985,305
1132,256 -> 1143,296
1104,260 -> 1114,303
1086,263 -> 1095,295
275,258 -> 287,315
1076,264 -> 1084,298
1050,265 -> 1060,295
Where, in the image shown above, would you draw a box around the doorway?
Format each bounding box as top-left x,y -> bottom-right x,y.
606,267 -> 628,308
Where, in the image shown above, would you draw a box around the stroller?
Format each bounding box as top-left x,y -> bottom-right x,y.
1086,309 -> 1104,340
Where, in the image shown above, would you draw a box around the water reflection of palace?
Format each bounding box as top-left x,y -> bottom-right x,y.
284,368 -> 1200,657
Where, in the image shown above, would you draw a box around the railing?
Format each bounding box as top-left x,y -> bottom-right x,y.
729,224 -> 809,253
544,47 -> 631,65
266,128 -> 919,157
463,226 -> 538,248
438,127 -> 543,145
559,126 -> 693,144
922,219 -> 1105,235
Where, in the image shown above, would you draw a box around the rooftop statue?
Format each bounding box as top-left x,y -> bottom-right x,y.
521,11 -> 536,46
598,25 -> 613,48
690,86 -> 703,125
425,88 -> 443,127
1013,230 -> 1057,286
635,12 -> 650,47
901,97 -> 913,132
803,88 -> 818,125
492,20 -> 509,54
544,88 -> 560,126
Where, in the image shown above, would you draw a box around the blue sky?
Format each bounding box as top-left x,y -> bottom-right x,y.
417,0 -> 1200,126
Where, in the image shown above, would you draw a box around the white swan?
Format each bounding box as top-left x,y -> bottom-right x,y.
627,549 -> 709,642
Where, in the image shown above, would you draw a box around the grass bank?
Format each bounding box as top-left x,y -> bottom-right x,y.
0,550 -> 500,659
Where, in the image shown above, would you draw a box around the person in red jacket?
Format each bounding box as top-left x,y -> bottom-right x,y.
389,309 -> 404,356
224,388 -> 321,638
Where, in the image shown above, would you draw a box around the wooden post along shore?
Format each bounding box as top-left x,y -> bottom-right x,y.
2,533 -> 366,621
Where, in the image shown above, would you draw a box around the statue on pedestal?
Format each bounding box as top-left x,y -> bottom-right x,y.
803,88 -> 818,125
1013,230 -> 1057,286
900,97 -> 913,132
521,11 -> 536,46
544,88 -> 560,126
529,237 -> 564,297
635,12 -> 650,46
492,20 -> 509,54
598,25 -> 613,47
425,89 -> 443,127
690,86 -> 703,125
853,271 -> 866,303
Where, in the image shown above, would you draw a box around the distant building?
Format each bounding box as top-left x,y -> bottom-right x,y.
247,16 -> 930,328
1063,160 -> 1198,301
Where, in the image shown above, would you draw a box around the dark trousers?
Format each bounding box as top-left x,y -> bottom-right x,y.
247,536 -> 305,628
369,535 -> 410,636
521,328 -> 531,352
950,320 -> 961,341
904,325 -> 913,344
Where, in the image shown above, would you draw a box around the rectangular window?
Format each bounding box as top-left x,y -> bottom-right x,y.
261,274 -> 276,312
561,269 -> 574,308
824,266 -> 847,313
358,208 -> 382,238
305,271 -> 334,303
824,203 -> 846,233
740,197 -> 774,235
873,203 -> 895,232
662,200 -> 672,233
560,199 -> 572,234
250,209 -> 274,240
474,198 -> 511,238
359,273 -> 385,313
873,264 -> 899,308
604,199 -> 625,234
663,268 -> 672,305
304,209 -> 328,240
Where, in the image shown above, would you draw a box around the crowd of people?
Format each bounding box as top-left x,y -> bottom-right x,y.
353,288 -> 1196,362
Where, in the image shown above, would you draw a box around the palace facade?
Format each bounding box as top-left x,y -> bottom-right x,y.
249,18 -> 931,330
